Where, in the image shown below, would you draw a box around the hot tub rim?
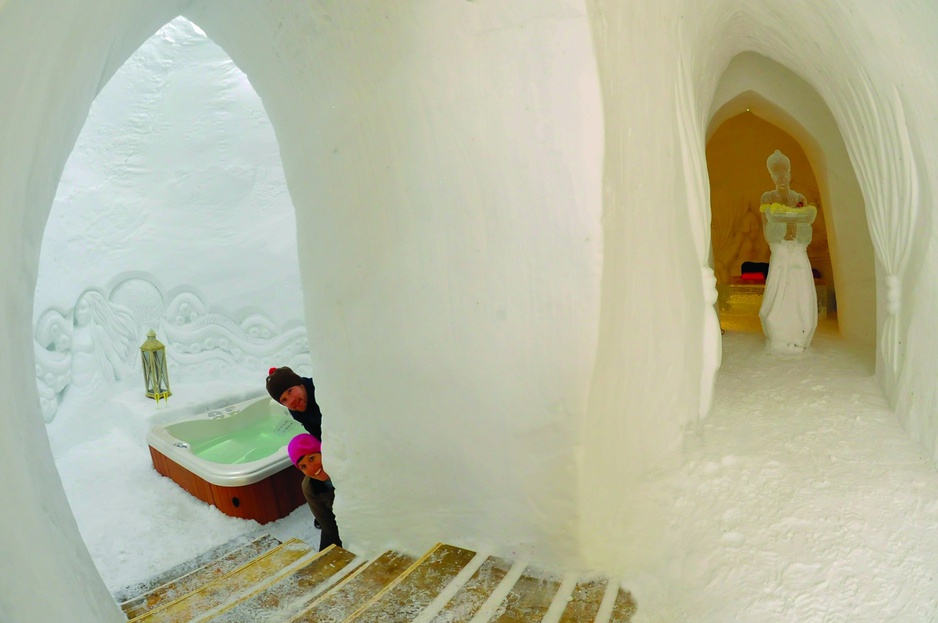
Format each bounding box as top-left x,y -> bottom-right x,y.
146,395 -> 300,487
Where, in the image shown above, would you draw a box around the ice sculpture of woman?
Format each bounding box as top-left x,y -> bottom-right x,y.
759,150 -> 818,352
70,290 -> 137,395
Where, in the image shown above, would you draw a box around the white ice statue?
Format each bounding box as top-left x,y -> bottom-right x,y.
759,150 -> 818,352
70,289 -> 137,395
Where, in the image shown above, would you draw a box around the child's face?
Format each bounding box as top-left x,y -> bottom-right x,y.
297,452 -> 329,481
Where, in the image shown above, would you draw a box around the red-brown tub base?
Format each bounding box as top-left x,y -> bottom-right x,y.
149,445 -> 306,524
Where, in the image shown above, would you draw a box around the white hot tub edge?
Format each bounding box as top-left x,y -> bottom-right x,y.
146,395 -> 298,487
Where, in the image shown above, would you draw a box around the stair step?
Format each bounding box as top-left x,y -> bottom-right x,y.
608,586 -> 637,622
425,556 -> 514,622
118,535 -> 637,623
120,534 -> 282,619
345,543 -> 477,622
556,578 -> 607,623
113,534 -> 264,604
207,544 -> 362,623
488,566 -> 562,623
129,538 -> 313,622
289,550 -> 417,623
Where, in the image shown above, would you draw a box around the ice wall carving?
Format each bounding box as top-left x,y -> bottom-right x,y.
34,274 -> 309,421
676,52 -> 721,420
34,308 -> 73,423
839,76 -> 920,389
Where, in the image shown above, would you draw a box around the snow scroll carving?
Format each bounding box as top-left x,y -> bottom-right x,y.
34,309 -> 73,422
34,274 -> 310,421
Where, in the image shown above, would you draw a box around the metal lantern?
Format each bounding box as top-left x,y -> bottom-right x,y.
140,329 -> 172,402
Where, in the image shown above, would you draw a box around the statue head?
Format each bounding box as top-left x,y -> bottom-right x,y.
766,150 -> 791,188
73,290 -> 111,328
74,291 -> 96,327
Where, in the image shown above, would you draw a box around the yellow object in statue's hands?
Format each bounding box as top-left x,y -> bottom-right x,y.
760,202 -> 817,222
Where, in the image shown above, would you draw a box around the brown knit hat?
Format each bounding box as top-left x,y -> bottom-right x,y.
266,366 -> 303,402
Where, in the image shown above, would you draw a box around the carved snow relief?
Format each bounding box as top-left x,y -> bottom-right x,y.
34,274 -> 309,421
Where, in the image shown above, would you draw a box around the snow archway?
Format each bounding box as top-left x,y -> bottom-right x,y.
707,109 -> 832,332
576,0 -> 938,571
34,17 -> 309,424
708,53 -> 874,348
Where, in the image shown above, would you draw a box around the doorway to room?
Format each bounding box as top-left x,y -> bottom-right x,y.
707,110 -> 834,335
705,53 -> 875,350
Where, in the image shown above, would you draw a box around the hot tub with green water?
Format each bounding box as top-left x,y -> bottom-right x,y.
146,396 -> 305,486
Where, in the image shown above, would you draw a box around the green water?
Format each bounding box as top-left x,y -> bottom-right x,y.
188,415 -> 305,464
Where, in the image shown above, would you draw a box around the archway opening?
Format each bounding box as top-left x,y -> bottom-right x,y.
705,52 -> 875,351
708,110 -> 835,334
33,16 -> 310,592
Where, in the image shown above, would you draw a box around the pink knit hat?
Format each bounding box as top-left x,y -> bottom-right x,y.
288,433 -> 322,466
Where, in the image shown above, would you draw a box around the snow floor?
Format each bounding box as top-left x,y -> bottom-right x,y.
50,320 -> 938,622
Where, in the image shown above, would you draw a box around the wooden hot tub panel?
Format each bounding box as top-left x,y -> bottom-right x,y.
148,446 -> 306,524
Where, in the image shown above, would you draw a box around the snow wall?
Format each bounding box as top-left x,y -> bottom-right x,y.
2,1 -> 938,621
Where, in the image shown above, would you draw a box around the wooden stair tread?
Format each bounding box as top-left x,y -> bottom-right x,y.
289,550 -> 417,623
129,538 -> 313,622
118,535 -> 637,623
113,533 -> 263,604
206,545 -> 360,623
120,534 -> 281,619
345,543 -> 477,623
427,556 -> 514,623
488,566 -> 562,623
609,586 -> 638,622
557,578 -> 607,623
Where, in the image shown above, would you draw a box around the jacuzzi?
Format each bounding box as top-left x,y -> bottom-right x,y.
147,395 -> 308,523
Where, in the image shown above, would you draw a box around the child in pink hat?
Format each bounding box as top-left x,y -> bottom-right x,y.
288,434 -> 328,480
287,433 -> 341,551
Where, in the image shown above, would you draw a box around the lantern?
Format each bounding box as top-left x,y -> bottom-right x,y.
140,329 -> 171,402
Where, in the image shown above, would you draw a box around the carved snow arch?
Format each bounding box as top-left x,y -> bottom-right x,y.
691,6 -> 923,399
706,52 -> 876,350
671,0 -> 925,420
33,19 -> 310,424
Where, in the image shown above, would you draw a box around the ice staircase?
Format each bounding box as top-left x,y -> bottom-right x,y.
115,534 -> 636,622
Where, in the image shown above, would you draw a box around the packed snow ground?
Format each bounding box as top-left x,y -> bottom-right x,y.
49,321 -> 938,622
